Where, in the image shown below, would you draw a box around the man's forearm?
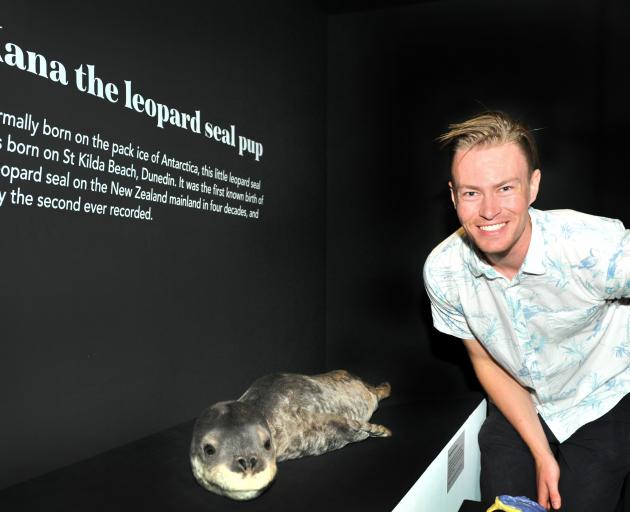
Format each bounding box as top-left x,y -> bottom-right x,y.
465,338 -> 562,508
464,339 -> 552,460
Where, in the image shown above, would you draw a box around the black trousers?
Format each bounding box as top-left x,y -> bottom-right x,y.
479,394 -> 630,511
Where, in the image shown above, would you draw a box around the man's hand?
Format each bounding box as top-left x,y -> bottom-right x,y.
535,453 -> 561,510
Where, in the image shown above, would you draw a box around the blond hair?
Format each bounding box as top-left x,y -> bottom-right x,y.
437,111 -> 539,172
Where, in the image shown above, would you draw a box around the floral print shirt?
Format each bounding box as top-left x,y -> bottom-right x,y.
423,208 -> 630,442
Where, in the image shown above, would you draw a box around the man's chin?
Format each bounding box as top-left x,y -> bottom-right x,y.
468,236 -> 513,264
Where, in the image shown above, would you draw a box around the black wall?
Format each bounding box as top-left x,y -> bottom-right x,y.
1,1 -> 326,489
326,0 -> 630,399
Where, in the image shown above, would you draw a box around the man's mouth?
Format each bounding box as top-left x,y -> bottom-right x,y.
478,222 -> 506,232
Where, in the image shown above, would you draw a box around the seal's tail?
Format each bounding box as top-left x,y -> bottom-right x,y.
373,382 -> 391,401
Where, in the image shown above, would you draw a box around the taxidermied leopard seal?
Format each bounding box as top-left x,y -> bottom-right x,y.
190,370 -> 391,501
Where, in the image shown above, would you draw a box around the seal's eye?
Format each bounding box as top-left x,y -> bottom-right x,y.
264,439 -> 271,451
203,444 -> 216,456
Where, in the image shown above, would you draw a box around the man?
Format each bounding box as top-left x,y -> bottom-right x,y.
423,111 -> 630,511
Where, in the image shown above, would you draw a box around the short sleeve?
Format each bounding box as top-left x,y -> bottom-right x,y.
559,211 -> 630,300
602,224 -> 630,299
422,256 -> 474,340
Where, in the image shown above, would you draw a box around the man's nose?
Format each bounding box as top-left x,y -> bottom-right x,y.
479,195 -> 501,219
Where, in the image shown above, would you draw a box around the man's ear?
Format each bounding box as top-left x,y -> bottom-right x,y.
449,180 -> 457,208
528,169 -> 541,205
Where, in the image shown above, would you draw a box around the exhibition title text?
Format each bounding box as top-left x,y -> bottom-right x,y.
0,41 -> 264,161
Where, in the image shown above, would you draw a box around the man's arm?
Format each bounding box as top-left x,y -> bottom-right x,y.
463,338 -> 561,510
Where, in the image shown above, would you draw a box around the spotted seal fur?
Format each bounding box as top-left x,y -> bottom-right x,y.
190,370 -> 391,500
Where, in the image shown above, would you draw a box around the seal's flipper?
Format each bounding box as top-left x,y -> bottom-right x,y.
276,411 -> 391,460
365,422 -> 392,437
348,419 -> 392,437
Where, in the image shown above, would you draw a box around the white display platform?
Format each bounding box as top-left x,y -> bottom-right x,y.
393,399 -> 487,512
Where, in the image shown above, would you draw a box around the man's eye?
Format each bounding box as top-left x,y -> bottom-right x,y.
462,191 -> 477,198
499,186 -> 513,192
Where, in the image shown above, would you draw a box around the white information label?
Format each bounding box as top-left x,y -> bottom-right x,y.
447,430 -> 465,492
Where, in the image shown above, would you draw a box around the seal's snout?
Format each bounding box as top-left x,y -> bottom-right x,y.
236,456 -> 259,472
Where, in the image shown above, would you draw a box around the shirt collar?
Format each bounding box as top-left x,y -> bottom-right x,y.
462,207 -> 546,279
521,207 -> 546,275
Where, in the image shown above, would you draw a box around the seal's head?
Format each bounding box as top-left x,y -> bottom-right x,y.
190,401 -> 277,501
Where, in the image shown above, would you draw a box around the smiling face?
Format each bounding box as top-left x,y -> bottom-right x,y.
450,142 -> 541,277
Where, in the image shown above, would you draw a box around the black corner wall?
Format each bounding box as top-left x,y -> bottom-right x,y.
1,0 -> 326,489
326,0 -> 630,399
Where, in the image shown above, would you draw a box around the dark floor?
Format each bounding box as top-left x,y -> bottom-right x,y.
459,500 -> 485,512
0,393 -> 484,512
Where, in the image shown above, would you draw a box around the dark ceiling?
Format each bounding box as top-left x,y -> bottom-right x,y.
325,0 -> 437,14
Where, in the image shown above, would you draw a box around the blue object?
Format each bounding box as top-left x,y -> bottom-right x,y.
486,495 -> 546,512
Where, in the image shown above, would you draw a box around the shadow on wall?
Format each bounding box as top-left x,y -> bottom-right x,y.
417,283 -> 482,396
